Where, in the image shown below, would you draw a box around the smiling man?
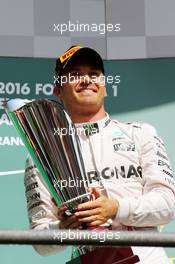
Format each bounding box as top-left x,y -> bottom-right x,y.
25,45 -> 175,263
54,46 -> 106,123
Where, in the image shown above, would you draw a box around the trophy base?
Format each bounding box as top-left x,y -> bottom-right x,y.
66,247 -> 140,264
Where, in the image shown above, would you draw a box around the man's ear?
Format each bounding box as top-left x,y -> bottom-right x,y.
53,85 -> 62,98
104,86 -> 107,97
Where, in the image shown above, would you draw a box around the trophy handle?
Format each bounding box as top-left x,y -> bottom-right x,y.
62,193 -> 92,216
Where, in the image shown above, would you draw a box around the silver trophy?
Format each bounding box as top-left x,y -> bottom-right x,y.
6,99 -> 92,215
5,99 -> 140,263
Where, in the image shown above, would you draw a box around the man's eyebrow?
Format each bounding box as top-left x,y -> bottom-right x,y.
69,68 -> 80,71
69,67 -> 100,72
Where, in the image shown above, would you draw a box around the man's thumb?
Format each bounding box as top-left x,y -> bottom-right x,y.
88,187 -> 101,199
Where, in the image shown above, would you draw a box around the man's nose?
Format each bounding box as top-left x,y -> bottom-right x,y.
80,74 -> 91,84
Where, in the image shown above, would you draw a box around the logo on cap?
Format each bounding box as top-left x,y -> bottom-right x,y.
59,46 -> 82,63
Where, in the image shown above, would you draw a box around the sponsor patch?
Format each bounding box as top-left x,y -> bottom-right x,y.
30,207 -> 47,221
60,46 -> 81,62
158,159 -> 172,171
87,165 -> 142,182
26,182 -> 38,193
156,151 -> 168,161
28,201 -> 41,211
154,136 -> 166,152
26,192 -> 40,203
163,169 -> 173,178
83,123 -> 99,136
113,142 -> 135,152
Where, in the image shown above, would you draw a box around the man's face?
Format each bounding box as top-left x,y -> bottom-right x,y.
54,62 -> 106,114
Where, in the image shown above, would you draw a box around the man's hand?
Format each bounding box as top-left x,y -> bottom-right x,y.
74,187 -> 119,226
57,205 -> 82,229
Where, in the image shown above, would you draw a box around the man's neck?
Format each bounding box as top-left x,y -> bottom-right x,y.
69,108 -> 106,123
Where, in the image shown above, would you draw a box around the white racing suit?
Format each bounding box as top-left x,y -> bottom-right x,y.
24,114 -> 175,263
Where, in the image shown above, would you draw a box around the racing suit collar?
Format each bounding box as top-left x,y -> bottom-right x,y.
74,113 -> 111,136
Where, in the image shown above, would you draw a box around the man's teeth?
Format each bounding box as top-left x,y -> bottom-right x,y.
79,88 -> 94,92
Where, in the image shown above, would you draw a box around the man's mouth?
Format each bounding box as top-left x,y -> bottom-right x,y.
77,87 -> 97,93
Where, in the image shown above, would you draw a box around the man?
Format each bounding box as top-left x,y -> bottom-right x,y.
25,45 -> 175,263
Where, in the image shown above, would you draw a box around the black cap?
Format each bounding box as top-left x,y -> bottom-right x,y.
55,45 -> 104,77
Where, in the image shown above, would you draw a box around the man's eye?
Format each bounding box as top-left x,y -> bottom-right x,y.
70,72 -> 80,76
89,72 -> 100,77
